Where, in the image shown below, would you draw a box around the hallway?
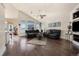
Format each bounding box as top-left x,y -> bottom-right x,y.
3,35 -> 79,56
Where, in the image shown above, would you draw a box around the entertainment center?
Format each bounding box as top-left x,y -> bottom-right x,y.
71,5 -> 79,48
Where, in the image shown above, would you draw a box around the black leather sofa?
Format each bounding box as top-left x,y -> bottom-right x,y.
44,29 -> 61,39
25,30 -> 39,38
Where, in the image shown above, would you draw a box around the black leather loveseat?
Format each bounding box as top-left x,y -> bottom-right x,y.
44,29 -> 61,39
25,30 -> 39,38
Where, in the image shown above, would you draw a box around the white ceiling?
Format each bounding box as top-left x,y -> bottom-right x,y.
4,3 -> 79,22
12,3 -> 78,13
13,3 -> 77,12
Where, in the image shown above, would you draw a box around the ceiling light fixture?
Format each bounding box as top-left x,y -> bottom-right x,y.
30,10 -> 46,19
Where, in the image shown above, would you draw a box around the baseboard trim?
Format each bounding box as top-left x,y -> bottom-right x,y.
0,44 -> 6,56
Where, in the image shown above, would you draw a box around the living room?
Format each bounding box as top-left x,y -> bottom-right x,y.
0,3 -> 79,56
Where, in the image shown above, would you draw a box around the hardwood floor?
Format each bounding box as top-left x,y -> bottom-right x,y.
3,35 -> 79,56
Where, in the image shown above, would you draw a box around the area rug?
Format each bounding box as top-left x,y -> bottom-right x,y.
27,38 -> 47,45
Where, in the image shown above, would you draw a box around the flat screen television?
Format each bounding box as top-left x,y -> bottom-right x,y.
73,11 -> 79,19
72,21 -> 79,32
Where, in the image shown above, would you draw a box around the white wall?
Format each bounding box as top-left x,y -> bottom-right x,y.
60,14 -> 70,39
0,4 -> 6,56
5,4 -> 19,19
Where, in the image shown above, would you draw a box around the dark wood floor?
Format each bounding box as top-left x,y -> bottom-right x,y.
3,36 -> 79,56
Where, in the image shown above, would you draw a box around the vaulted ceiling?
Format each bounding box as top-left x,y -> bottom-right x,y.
12,3 -> 78,13
4,3 -> 79,23
11,3 -> 78,22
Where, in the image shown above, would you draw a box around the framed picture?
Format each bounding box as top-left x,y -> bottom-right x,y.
48,22 -> 61,27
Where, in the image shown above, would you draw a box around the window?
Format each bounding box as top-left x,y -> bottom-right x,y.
20,24 -> 26,29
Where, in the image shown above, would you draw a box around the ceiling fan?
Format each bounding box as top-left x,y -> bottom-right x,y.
30,10 -> 46,19
39,14 -> 46,19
